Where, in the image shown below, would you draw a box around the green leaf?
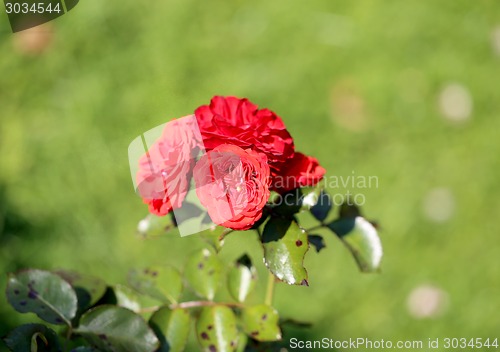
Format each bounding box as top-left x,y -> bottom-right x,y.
149,307 -> 191,352
198,225 -> 226,252
54,270 -> 106,308
308,234 -> 326,253
241,304 -> 282,342
235,331 -> 247,352
128,266 -> 182,304
185,248 -> 223,300
71,348 -> 99,352
227,254 -> 257,303
6,269 -> 78,325
273,186 -> 322,216
137,214 -> 177,238
328,217 -> 382,272
196,306 -> 239,352
113,284 -> 141,312
262,218 -> 309,285
3,324 -> 61,352
76,305 -> 159,352
339,201 -> 361,218
310,190 -> 332,221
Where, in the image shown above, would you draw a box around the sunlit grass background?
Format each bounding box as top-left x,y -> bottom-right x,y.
1,0 -> 500,350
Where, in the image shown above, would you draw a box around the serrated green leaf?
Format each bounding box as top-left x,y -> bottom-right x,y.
328,217 -> 382,272
227,254 -> 257,303
6,269 -> 78,325
76,305 -> 159,352
149,307 -> 191,352
196,306 -> 239,352
241,305 -> 282,342
185,248 -> 223,300
113,284 -> 141,312
3,324 -> 61,352
137,214 -> 177,238
128,266 -> 182,304
310,190 -> 332,221
262,218 -> 309,285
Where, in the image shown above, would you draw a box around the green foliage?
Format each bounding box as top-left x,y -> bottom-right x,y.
185,248 -> 223,301
54,270 -> 107,308
75,306 -> 159,352
3,324 -> 61,352
128,266 -> 182,304
308,234 -> 326,253
3,192 -> 381,350
227,254 -> 257,303
7,270 -> 78,326
241,305 -> 282,342
137,214 -> 177,239
327,204 -> 382,272
310,190 -> 333,222
113,284 -> 141,312
195,306 -> 239,352
150,307 -> 191,352
262,218 -> 309,285
273,185 -> 322,216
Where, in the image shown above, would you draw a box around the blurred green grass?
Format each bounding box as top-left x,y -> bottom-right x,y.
1,0 -> 500,348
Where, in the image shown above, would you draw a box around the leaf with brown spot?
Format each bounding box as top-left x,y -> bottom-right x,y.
185,248 -> 223,300
262,218 -> 309,285
241,305 -> 282,342
128,266 -> 182,304
6,269 -> 78,326
196,306 -> 239,352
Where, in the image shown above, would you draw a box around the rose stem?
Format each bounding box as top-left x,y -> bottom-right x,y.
265,271 -> 276,306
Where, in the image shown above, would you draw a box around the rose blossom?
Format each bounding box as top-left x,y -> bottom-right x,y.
193,144 -> 270,230
274,152 -> 326,193
194,96 -> 326,192
137,115 -> 202,216
194,96 -> 295,172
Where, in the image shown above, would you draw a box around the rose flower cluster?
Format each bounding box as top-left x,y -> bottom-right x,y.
137,96 -> 325,230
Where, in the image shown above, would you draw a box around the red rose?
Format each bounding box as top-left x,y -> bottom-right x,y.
274,152 -> 326,193
194,96 -> 295,173
193,144 -> 270,230
137,115 -> 202,216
